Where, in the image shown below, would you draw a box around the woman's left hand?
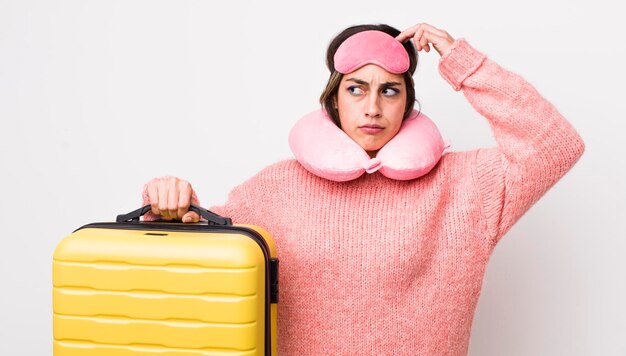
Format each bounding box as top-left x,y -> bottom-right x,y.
396,23 -> 455,57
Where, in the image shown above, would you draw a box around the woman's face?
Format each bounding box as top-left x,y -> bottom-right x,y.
336,64 -> 407,157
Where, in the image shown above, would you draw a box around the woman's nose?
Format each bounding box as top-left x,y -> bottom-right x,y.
365,94 -> 382,118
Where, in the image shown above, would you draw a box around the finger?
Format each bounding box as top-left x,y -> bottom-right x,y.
411,36 -> 419,51
178,181 -> 193,219
415,23 -> 447,36
419,28 -> 454,56
395,31 -> 409,43
167,178 -> 180,219
419,34 -> 429,51
421,27 -> 449,42
414,25 -> 426,51
182,211 -> 200,223
429,27 -> 449,38
147,182 -> 160,216
396,23 -> 421,42
157,180 -> 170,218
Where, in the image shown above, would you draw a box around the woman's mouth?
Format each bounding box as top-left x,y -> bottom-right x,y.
359,124 -> 384,134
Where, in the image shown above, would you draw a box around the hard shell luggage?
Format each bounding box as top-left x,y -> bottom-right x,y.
52,205 -> 279,355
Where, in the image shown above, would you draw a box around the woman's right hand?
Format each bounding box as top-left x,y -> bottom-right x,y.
143,177 -> 200,223
396,23 -> 455,57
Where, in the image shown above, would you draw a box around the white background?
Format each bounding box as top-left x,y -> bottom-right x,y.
1,0 -> 624,354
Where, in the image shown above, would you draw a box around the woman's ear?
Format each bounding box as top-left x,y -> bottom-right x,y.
333,96 -> 338,109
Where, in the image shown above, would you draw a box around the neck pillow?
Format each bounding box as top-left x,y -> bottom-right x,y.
288,109 -> 448,182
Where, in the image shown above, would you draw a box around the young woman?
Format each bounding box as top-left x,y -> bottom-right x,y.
142,22 -> 584,355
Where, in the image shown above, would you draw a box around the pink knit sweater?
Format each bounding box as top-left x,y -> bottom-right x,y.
146,39 -> 584,355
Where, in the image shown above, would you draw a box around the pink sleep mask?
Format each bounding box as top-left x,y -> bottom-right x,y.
288,109 -> 449,182
334,30 -> 410,74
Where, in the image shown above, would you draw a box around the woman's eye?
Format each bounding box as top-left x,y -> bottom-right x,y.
382,88 -> 400,97
347,86 -> 364,95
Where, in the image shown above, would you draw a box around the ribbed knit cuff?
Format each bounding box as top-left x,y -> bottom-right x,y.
438,39 -> 487,91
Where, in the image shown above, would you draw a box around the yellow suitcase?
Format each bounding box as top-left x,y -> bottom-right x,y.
53,205 -> 279,355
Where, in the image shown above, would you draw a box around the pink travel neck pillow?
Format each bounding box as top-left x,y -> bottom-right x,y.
288,109 -> 448,182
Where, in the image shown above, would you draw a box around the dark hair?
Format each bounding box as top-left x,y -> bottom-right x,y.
319,24 -> 419,127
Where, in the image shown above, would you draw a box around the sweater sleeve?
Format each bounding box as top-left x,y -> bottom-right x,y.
438,39 -> 585,244
209,181 -> 254,225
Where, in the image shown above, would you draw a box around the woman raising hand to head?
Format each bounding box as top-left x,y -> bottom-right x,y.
143,21 -> 584,355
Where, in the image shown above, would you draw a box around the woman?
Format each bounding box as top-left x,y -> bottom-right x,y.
143,23 -> 584,355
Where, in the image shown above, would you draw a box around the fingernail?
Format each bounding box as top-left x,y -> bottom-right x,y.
182,216 -> 191,223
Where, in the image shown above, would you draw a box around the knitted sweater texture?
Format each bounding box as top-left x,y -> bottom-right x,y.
146,39 -> 584,355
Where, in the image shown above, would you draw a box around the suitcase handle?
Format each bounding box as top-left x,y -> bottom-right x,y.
116,204 -> 232,226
